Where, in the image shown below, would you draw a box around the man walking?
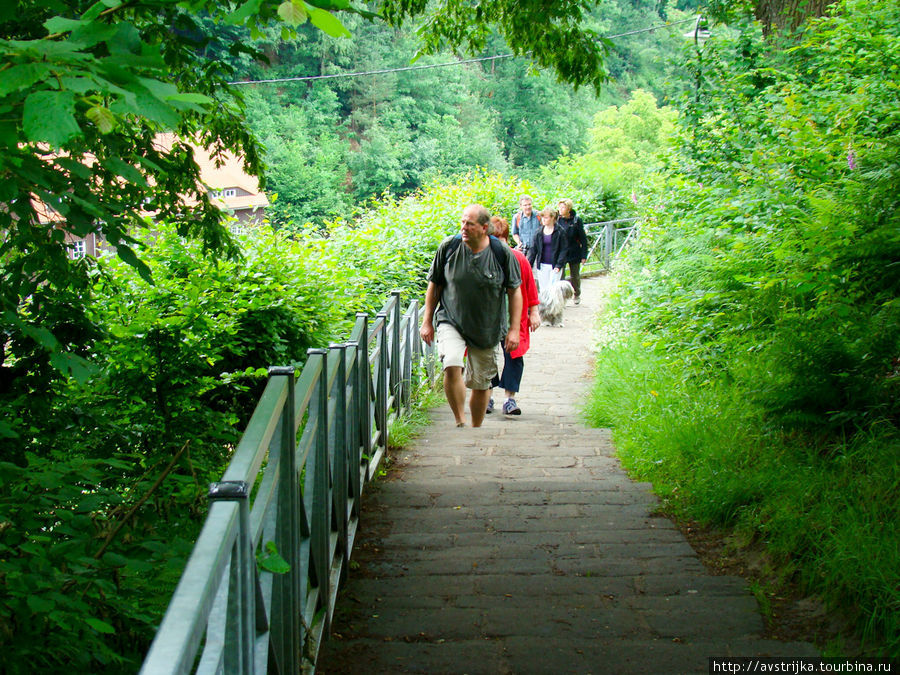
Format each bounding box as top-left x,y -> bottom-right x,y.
420,204 -> 523,428
511,194 -> 540,259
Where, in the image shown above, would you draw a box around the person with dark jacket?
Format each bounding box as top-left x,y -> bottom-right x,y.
557,198 -> 588,305
526,206 -> 568,293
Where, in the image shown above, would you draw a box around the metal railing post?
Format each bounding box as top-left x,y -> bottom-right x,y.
355,313 -> 372,465
403,311 -> 413,412
347,335 -> 363,512
267,366 -> 301,674
409,302 -> 421,394
329,343 -> 349,587
375,311 -> 388,451
604,223 -> 614,271
207,480 -> 254,674
306,348 -> 330,622
390,291 -> 401,415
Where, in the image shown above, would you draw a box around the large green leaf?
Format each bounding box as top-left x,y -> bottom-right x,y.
43,16 -> 86,35
0,63 -> 52,97
85,618 -> 116,635
227,0 -> 264,25
277,0 -> 307,26
103,156 -> 147,187
86,105 -> 116,133
48,352 -> 95,384
115,244 -> 154,285
23,90 -> 81,146
308,7 -> 350,38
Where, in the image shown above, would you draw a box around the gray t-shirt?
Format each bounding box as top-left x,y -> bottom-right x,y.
427,236 -> 522,349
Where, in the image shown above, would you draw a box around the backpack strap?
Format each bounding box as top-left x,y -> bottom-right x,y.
446,234 -> 509,286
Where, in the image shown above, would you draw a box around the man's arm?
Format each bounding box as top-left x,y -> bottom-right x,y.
420,281 -> 442,345
504,286 -> 522,352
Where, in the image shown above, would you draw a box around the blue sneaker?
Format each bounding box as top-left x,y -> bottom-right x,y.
486,397 -> 494,414
503,398 -> 521,415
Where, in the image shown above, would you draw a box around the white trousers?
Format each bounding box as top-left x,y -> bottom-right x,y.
535,263 -> 561,294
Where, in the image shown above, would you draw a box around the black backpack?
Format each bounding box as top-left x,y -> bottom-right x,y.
444,234 -> 509,285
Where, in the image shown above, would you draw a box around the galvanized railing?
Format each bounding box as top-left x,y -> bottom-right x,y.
582,218 -> 639,272
139,291 -> 434,675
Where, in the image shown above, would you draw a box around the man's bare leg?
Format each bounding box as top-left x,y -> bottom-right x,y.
469,388 -> 491,428
443,366 -> 467,426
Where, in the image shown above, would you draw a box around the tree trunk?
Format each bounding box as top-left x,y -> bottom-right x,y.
755,0 -> 835,34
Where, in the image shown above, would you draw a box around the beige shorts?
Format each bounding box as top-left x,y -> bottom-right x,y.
435,322 -> 504,390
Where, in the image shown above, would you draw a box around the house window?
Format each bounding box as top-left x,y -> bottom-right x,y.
229,222 -> 246,236
71,240 -> 86,259
211,189 -> 224,199
223,188 -> 237,198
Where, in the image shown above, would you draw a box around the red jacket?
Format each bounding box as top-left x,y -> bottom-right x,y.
509,248 -> 539,359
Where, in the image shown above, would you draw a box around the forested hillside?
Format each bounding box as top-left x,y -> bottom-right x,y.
215,0 -> 693,227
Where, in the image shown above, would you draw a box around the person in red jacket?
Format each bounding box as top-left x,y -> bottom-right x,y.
486,216 -> 541,416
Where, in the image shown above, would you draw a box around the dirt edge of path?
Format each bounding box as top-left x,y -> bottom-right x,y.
667,513 -> 871,657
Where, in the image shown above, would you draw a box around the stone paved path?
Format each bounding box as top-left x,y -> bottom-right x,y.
317,275 -> 817,674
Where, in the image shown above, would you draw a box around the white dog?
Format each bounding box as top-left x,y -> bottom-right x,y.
538,279 -> 575,327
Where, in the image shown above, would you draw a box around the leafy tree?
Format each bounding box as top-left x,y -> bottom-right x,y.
0,0 -> 696,667
244,87 -> 354,228
591,0 -> 696,106
381,0 -> 613,92
541,88 -> 677,220
593,0 -> 899,650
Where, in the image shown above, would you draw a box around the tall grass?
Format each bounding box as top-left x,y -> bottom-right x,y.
585,337 -> 900,654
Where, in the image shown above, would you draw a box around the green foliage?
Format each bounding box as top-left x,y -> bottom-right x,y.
217,0 -> 693,224
541,89 -> 676,221
381,0 -> 612,92
475,48 -> 597,169
299,169 -> 544,311
621,0 -> 900,431
387,368 -> 444,450
590,0 -> 696,106
243,87 -> 355,228
233,18 -> 604,222
0,0 -> 333,427
0,219 -> 347,670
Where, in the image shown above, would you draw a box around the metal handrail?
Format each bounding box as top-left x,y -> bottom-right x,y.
582,218 -> 640,272
139,291 -> 435,674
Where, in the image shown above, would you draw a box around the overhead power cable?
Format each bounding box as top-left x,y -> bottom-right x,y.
229,16 -> 699,86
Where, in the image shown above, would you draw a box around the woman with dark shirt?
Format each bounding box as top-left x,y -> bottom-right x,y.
526,207 -> 568,293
